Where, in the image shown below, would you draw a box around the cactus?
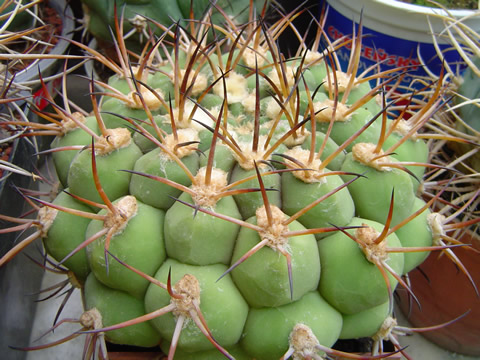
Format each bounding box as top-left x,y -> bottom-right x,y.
79,0 -> 269,48
0,2 -> 477,359
0,0 -> 37,32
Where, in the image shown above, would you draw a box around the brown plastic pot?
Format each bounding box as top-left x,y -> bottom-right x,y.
396,230 -> 480,356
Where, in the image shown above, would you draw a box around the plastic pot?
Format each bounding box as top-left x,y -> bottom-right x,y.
0,137 -> 43,360
396,231 -> 480,356
322,0 -> 480,89
0,1 -> 76,357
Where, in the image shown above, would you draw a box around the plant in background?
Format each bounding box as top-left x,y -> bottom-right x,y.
423,7 -> 480,171
0,1 -> 477,359
78,0 -> 271,50
389,7 -> 480,356
421,7 -> 480,240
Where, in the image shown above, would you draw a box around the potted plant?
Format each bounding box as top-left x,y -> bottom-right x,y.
77,0 -> 272,57
0,1 -> 474,359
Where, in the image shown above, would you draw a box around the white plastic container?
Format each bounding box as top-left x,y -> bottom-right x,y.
323,0 -> 480,88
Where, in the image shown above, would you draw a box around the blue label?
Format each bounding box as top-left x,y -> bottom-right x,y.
323,4 -> 463,90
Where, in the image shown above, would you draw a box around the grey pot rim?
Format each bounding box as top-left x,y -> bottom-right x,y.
9,0 -> 76,87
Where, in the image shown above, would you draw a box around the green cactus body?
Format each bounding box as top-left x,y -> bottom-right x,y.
144,259 -> 249,352
230,209 -> 321,308
452,56 -> 480,171
311,100 -> 382,152
106,75 -> 135,96
281,168 -> 355,239
81,0 -> 183,46
99,96 -> 166,131
340,148 -> 415,227
23,7 -> 449,357
146,68 -> 175,98
229,163 -> 282,219
80,0 -> 267,49
198,144 -> 237,173
300,131 -> 346,171
67,130 -> 142,204
131,115 -> 173,153
42,190 -> 93,282
383,131 -> 429,187
86,196 -> 166,299
83,273 -> 162,347
318,217 -> 404,315
164,191 -> 242,265
339,81 -> 382,115
129,148 -> 199,210
50,116 -> 100,187
241,291 -> 343,360
395,197 -> 433,274
339,301 -> 390,339
457,56 -> 480,133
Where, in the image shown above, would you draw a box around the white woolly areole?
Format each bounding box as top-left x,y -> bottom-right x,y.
288,324 -> 321,360
61,112 -> 86,134
242,93 -> 257,114
256,205 -> 289,251
104,195 -> 138,235
162,128 -> 199,159
95,128 -> 132,156
80,308 -> 103,330
115,65 -> 144,80
170,98 -> 214,131
283,126 -> 310,148
392,119 -> 418,140
304,50 -> 323,66
352,142 -> 392,171
128,14 -> 148,32
126,87 -> 164,111
355,224 -> 388,264
38,206 -> 58,237
373,316 -> 397,342
180,69 -> 208,97
171,274 -> 201,318
312,99 -> 350,123
242,46 -> 268,69
284,146 -> 326,184
232,119 -> 254,135
213,71 -> 249,104
427,213 -> 446,246
234,135 -> 271,170
323,70 -> 356,93
268,65 -> 296,91
191,167 -> 228,208
265,97 -> 283,120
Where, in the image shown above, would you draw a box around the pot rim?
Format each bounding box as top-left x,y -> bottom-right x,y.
11,0 -> 76,87
325,0 -> 480,43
